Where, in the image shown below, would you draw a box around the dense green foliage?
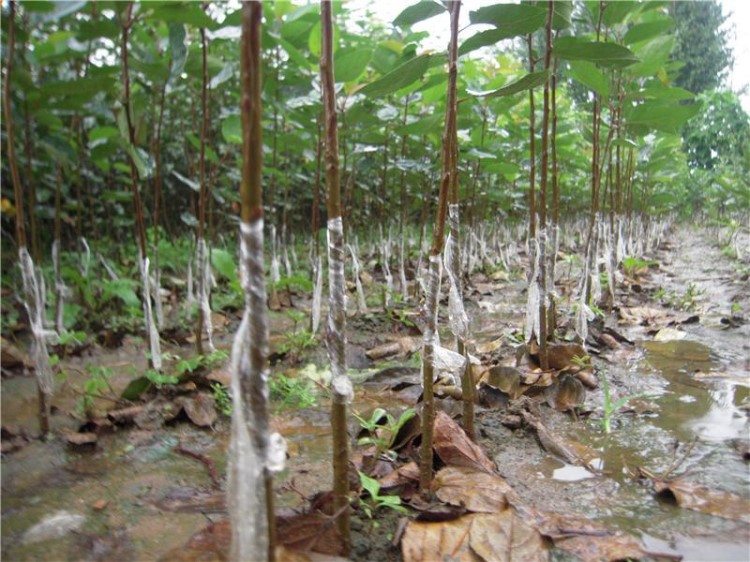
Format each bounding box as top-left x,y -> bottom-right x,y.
670,0 -> 732,94
1,0 -> 748,283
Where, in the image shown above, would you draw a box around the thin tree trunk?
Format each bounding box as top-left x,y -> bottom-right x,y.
321,0 -> 351,553
421,1 -> 461,490
4,0 -> 52,437
229,4 -> 277,561
536,1 -> 554,370
120,5 -> 161,371
195,24 -> 214,355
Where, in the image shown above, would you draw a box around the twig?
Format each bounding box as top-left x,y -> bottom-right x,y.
174,444 -> 221,490
661,438 -> 697,480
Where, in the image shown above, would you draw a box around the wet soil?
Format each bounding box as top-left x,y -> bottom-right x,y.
2,226 -> 749,561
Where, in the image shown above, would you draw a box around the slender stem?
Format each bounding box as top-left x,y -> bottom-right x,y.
321,0 -> 350,553
537,0 -> 554,370
421,0 -> 461,491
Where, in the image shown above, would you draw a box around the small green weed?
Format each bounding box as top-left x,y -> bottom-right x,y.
599,371 -> 648,434
354,407 -> 416,458
77,365 -> 116,418
211,383 -> 232,416
357,471 -> 408,519
269,373 -> 316,410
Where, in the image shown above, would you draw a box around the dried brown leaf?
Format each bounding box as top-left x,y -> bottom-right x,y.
401,515 -> 479,562
434,466 -> 514,514
518,507 -> 645,562
276,511 -> 344,555
655,479 -> 750,523
433,410 -> 495,472
469,511 -> 548,562
180,392 -> 218,427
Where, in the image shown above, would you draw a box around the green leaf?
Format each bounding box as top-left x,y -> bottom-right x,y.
359,54 -> 437,98
172,170 -> 200,192
358,471 -> 382,498
40,75 -> 115,98
632,85 -> 694,102
126,145 -> 155,179
89,126 -> 120,144
211,249 -> 238,283
221,114 -> 242,145
601,1 -> 641,26
469,4 -> 546,35
566,60 -> 609,97
625,100 -> 702,133
624,18 -> 673,45
33,1 -> 87,23
210,64 -> 234,89
459,28 -> 522,57
168,24 -> 188,85
102,279 -> 140,308
628,35 -> 674,78
393,1 -> 446,28
334,48 -> 372,83
121,376 -> 152,401
466,148 -> 496,160
553,37 -> 639,68
150,3 -> 217,29
396,114 -> 443,136
467,70 -> 548,99
550,1 -> 574,30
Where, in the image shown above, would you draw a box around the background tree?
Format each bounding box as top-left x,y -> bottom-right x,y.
670,0 -> 732,94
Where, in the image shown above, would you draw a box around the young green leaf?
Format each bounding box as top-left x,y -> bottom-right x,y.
467,70 -> 548,99
469,4 -> 546,36
566,61 -> 610,98
553,37 -> 639,68
393,1 -> 446,28
359,54 -> 437,98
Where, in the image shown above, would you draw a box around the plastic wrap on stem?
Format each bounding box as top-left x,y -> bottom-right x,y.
399,240 -> 408,300
196,237 -> 215,352
421,254 -> 442,369
326,217 -> 350,403
348,244 -> 367,313
151,265 -> 164,331
443,204 -> 469,340
19,248 -> 54,396
52,240 -> 66,334
311,255 -> 323,334
382,243 -> 393,307
228,312 -> 268,561
139,252 -> 162,371
79,237 -> 91,277
524,237 -> 541,344
270,225 -> 280,284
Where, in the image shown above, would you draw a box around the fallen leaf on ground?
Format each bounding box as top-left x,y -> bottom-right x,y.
63,430 -> 98,447
433,466 -> 515,513
178,392 -> 218,427
366,337 -> 420,360
276,511 -> 345,555
401,514 -> 476,562
522,411 -> 597,466
378,460 -> 420,490
654,478 -> 750,523
475,336 -> 505,354
544,373 -> 585,412
469,511 -> 547,562
155,487 -> 225,513
519,507 -> 645,562
433,410 -> 495,473
653,327 -> 688,341
555,532 -> 645,561
401,512 -> 547,562
1,337 -> 31,369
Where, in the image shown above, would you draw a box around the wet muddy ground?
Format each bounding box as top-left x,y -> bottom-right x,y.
2,226 -> 749,561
